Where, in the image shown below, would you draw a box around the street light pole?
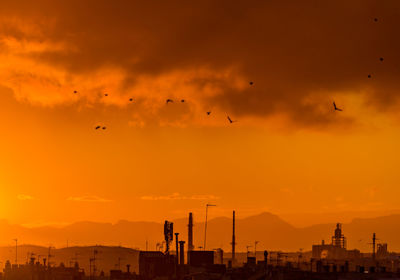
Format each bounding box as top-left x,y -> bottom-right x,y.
203,203 -> 216,250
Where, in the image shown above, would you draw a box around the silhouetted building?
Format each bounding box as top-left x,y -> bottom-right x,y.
188,251 -> 214,267
138,251 -> 174,280
2,258 -> 84,280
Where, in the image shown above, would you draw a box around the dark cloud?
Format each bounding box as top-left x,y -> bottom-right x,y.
0,0 -> 399,127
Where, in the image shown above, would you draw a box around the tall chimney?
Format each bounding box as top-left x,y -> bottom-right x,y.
232,211 -> 236,265
179,241 -> 185,265
175,233 -> 179,266
188,213 -> 194,251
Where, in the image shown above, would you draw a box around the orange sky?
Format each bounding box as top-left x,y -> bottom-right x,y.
0,0 -> 400,227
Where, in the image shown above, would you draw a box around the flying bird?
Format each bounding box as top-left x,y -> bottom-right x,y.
95,126 -> 101,130
104,93 -> 108,97
207,111 -> 211,115
249,81 -> 254,86
181,99 -> 185,103
227,116 -> 236,123
368,74 -> 372,78
333,102 -> 343,111
379,57 -> 384,62
129,98 -> 133,102
73,90 -> 78,94
374,18 -> 378,22
166,99 -> 173,104
102,127 -> 106,130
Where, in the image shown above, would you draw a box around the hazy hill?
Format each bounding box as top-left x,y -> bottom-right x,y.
1,212 -> 399,253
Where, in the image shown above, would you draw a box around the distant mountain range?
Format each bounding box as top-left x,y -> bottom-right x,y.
1,212 -> 400,253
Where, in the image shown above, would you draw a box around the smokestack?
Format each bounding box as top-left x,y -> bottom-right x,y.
175,233 -> 179,265
232,210 -> 236,265
188,213 -> 194,251
179,241 -> 185,265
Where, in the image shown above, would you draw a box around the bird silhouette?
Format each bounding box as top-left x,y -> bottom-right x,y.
95,126 -> 101,130
368,74 -> 372,78
249,81 -> 254,86
374,18 -> 378,22
102,127 -> 106,130
104,93 -> 108,97
129,98 -> 133,102
207,111 -> 211,115
73,90 -> 78,94
166,99 -> 173,104
379,57 -> 384,62
181,99 -> 185,103
333,102 -> 343,111
227,116 -> 236,123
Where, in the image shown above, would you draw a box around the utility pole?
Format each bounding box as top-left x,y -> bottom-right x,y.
231,211 -> 236,265
13,239 -> 18,265
89,258 -> 93,280
203,204 -> 216,250
298,248 -> 303,269
246,246 -> 252,259
255,241 -> 259,259
372,233 -> 376,260
47,246 -> 55,269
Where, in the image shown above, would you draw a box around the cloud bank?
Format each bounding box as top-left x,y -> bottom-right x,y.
0,0 -> 399,127
17,194 -> 35,200
67,196 -> 113,203
141,192 -> 219,201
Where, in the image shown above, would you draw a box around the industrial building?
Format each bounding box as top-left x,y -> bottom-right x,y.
312,223 -> 361,260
